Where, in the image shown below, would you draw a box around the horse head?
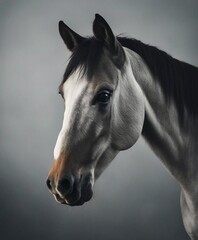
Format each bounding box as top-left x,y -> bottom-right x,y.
46,14 -> 145,206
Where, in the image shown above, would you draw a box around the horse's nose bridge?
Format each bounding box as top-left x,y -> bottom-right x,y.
53,127 -> 67,161
48,153 -> 68,181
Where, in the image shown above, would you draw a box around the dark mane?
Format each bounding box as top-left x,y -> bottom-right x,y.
118,37 -> 198,118
61,36 -> 198,118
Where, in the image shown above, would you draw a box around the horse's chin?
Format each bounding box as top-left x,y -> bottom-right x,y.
67,188 -> 93,206
67,192 -> 93,206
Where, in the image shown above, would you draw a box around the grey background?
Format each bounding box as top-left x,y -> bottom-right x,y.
0,0 -> 197,239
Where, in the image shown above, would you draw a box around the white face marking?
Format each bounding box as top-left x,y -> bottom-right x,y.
54,70 -> 88,160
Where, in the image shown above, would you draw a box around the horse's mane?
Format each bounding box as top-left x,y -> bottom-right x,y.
61,36 -> 198,118
118,37 -> 198,118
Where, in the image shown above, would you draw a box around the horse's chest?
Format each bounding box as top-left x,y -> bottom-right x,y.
181,191 -> 198,239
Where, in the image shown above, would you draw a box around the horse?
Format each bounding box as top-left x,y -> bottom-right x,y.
46,14 -> 198,239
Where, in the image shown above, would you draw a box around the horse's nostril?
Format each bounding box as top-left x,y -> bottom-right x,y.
57,177 -> 73,196
46,178 -> 52,190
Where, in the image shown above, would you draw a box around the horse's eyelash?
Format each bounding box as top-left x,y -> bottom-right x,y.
96,87 -> 113,95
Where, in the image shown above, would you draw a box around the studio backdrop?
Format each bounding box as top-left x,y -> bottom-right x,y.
0,0 -> 197,239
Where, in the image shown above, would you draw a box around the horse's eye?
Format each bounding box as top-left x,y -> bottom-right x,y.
96,90 -> 112,104
58,91 -> 64,99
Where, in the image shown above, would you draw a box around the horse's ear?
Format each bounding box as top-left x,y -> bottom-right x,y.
93,14 -> 115,48
93,14 -> 125,68
58,21 -> 85,51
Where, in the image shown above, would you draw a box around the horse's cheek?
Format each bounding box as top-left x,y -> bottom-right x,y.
111,97 -> 144,151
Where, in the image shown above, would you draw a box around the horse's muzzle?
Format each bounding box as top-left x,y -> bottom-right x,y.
46,173 -> 93,206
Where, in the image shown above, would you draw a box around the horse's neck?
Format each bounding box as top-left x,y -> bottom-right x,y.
126,48 -> 198,189
126,48 -> 198,239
